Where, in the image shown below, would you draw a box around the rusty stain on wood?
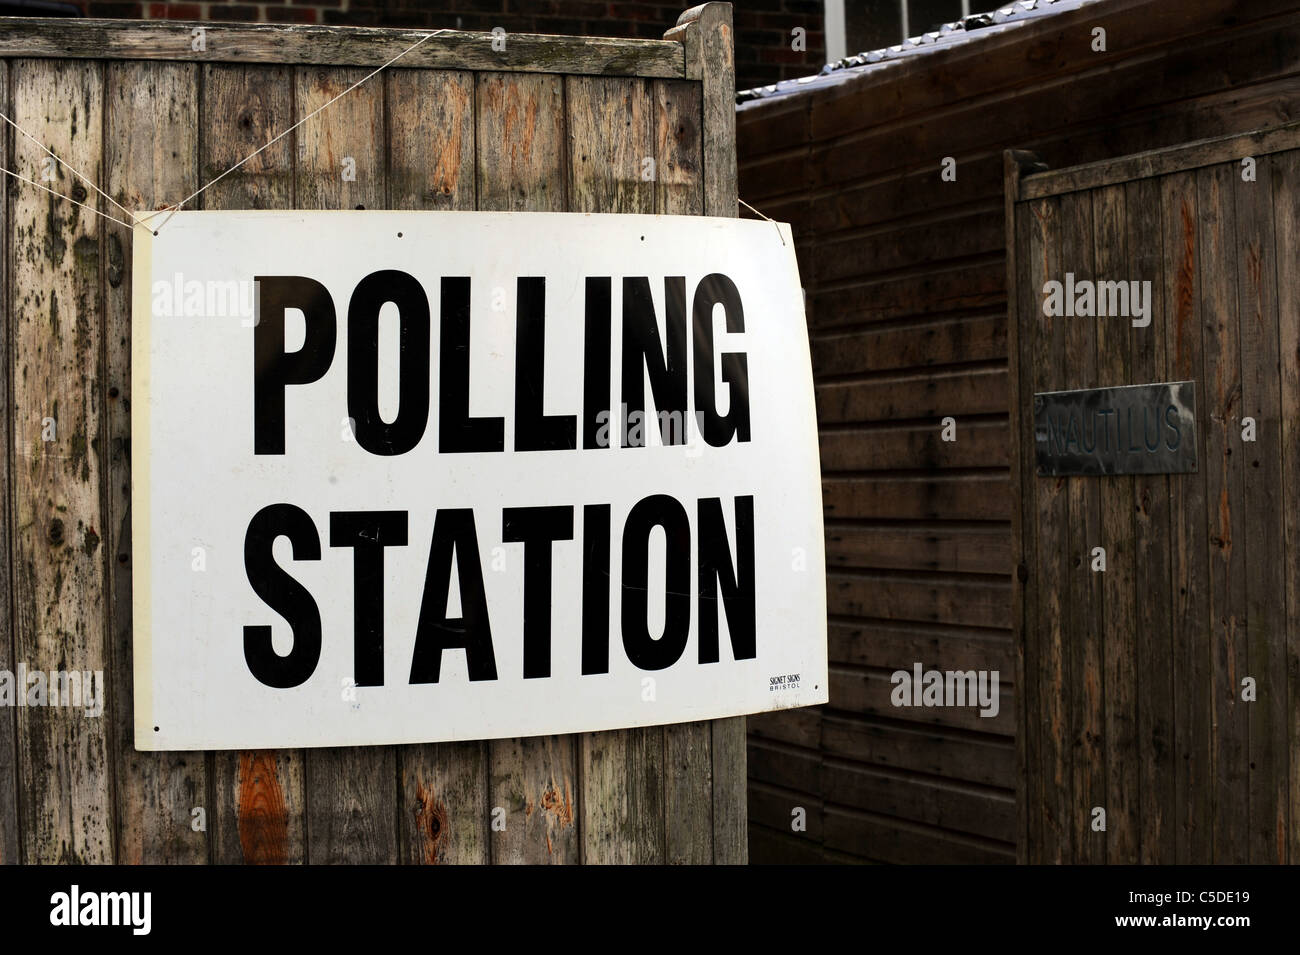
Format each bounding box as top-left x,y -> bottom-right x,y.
237,751 -> 290,865
413,781 -> 450,865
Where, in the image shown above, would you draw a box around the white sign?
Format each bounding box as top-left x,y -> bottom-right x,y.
132,211 -> 826,750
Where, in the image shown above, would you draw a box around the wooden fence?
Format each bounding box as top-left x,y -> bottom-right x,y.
1007,124 -> 1300,863
0,4 -> 748,864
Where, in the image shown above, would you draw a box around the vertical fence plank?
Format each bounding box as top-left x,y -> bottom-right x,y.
1162,170 -> 1212,864
1236,154 -> 1287,863
9,57 -> 113,864
0,58 -> 20,865
387,67 -> 490,866
568,74 -> 666,865
1195,162 -> 1248,864
1127,174 -> 1175,864
1028,195 -> 1070,863
1059,190 -> 1104,864
1272,148 -> 1300,866
202,63 -> 306,864
105,60 -> 208,863
1005,153 -> 1038,866
294,65 -> 398,864
475,70 -> 579,866
1093,182 -> 1138,864
655,76 -> 713,865
699,5 -> 747,866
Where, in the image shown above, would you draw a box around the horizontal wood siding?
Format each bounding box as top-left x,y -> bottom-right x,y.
737,0 -> 1300,863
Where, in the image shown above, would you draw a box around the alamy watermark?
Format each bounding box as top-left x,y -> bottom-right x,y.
1042,272 -> 1152,327
152,272 -> 256,321
0,663 -> 104,717
890,663 -> 999,718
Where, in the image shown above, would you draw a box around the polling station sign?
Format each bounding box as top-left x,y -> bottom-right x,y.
131,211 -> 827,750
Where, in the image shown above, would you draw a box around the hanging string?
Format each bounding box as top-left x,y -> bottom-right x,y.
739,197 -> 785,245
0,166 -> 137,229
0,110 -> 142,225
142,27 -> 450,232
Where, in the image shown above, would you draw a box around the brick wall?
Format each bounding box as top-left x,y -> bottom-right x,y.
71,0 -> 825,90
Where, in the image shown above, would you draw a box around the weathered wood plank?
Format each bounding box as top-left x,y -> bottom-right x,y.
655,74 -> 713,866
476,69 -> 578,865
1196,162 -> 1249,864
1057,189 -> 1104,864
474,72 -> 565,212
822,806 -> 1014,864
822,474 -> 1012,522
815,366 -> 1009,424
748,781 -> 822,843
1091,182 -> 1138,864
105,59 -> 209,864
0,57 -> 19,865
1004,151 -> 1034,865
825,572 -> 1010,630
1023,121 -> 1300,201
824,523 -> 1011,575
294,65 -> 398,865
0,18 -> 686,78
10,57 -> 113,865
821,714 -> 1015,789
808,261 -> 1005,329
822,761 -> 1015,843
1027,194 -> 1070,863
385,67 -> 490,866
810,315 -> 1007,378
826,620 -> 1013,674
1236,153 -> 1288,863
815,208 -> 1003,285
819,420 -> 1008,472
400,742 -> 488,865
697,8 -> 756,867
748,822 -> 825,864
1161,170 -> 1212,864
1272,148 -> 1300,865
828,667 -> 1013,735
1127,174 -> 1175,865
202,63 -> 305,864
747,707 -> 820,749
568,73 -> 665,865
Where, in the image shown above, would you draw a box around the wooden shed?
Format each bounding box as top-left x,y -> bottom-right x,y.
0,4 -> 750,864
737,0 -> 1300,863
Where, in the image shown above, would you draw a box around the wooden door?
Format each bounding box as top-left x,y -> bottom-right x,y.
1006,124 -> 1300,863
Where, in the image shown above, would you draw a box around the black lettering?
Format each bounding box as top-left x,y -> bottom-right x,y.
697,496 -> 756,663
692,273 -> 750,446
346,270 -> 431,456
583,277 -> 612,449
330,510 -> 408,687
243,503 -> 322,688
253,276 -> 336,454
439,277 -> 504,453
503,506 -> 574,678
621,277 -> 686,447
515,278 -> 577,452
582,504 -> 611,675
621,494 -> 690,670
410,509 -> 497,683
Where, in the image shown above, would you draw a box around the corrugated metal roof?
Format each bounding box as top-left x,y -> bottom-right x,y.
737,0 -> 1098,107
